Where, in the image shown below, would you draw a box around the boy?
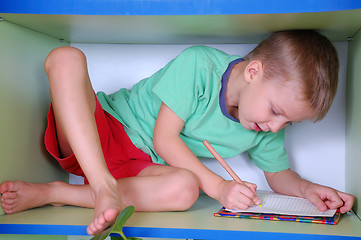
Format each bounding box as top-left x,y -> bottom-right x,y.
0,30 -> 354,236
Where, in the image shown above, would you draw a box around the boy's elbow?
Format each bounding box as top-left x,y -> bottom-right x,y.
153,133 -> 161,154
153,130 -> 166,157
153,128 -> 178,161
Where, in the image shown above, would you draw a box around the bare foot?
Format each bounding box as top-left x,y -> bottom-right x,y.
87,180 -> 125,236
87,207 -> 120,235
1,180 -> 125,236
0,181 -> 64,214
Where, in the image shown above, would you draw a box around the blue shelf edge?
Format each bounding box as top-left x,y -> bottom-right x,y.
1,0 -> 361,15
0,224 -> 88,236
122,227 -> 361,240
1,224 -> 360,239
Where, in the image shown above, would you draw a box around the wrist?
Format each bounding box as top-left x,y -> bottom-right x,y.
207,178 -> 227,201
299,180 -> 314,198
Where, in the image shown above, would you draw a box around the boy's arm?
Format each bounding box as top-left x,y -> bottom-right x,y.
153,102 -> 260,210
265,169 -> 354,213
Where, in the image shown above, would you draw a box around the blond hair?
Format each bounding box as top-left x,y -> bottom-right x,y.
244,30 -> 339,121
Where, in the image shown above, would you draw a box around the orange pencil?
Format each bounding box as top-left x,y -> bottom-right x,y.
202,140 -> 262,207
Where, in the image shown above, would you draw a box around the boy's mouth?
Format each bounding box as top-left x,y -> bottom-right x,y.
254,123 -> 262,132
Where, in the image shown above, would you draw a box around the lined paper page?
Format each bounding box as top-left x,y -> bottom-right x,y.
227,191 -> 336,217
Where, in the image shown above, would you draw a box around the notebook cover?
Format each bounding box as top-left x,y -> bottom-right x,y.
214,207 -> 341,225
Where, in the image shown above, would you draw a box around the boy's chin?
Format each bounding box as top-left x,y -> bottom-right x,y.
239,120 -> 251,131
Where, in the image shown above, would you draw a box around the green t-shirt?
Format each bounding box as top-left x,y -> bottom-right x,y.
97,45 -> 289,173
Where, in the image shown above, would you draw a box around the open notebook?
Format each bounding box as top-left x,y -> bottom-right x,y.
214,191 -> 341,225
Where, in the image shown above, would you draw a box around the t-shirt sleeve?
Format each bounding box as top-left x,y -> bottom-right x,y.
151,46 -> 211,122
247,129 -> 289,173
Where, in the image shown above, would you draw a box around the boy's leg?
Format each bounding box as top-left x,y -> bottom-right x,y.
0,165 -> 199,215
44,46 -> 123,235
121,165 -> 200,211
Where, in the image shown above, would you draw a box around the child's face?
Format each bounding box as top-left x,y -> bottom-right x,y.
237,76 -> 313,133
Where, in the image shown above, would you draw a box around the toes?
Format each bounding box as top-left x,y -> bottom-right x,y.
0,192 -> 17,209
2,191 -> 17,200
91,218 -> 105,235
87,222 -> 96,236
87,209 -> 119,236
0,181 -> 14,194
1,202 -> 15,213
1,191 -> 18,205
97,208 -> 118,232
87,216 -> 105,236
103,208 -> 119,223
0,182 -> 18,214
95,213 -> 106,227
2,197 -> 17,205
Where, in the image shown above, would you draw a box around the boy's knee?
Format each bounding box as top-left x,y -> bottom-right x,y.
169,169 -> 199,210
44,46 -> 86,74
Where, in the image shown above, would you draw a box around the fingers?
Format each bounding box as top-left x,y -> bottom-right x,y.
244,181 -> 257,193
238,185 -> 258,208
243,181 -> 261,205
309,191 -> 345,212
337,191 -> 355,214
306,187 -> 355,214
222,181 -> 260,210
323,191 -> 344,210
307,193 -> 328,212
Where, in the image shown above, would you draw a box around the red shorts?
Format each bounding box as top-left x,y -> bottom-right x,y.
44,95 -> 159,184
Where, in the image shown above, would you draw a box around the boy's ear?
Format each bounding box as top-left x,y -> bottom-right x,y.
245,60 -> 263,82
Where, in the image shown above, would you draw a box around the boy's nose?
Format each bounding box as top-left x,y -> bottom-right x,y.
268,121 -> 286,133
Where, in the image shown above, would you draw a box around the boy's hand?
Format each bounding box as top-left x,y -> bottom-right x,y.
304,183 -> 355,214
216,179 -> 261,210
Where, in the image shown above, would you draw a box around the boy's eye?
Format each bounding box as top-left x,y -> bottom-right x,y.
272,108 -> 279,116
